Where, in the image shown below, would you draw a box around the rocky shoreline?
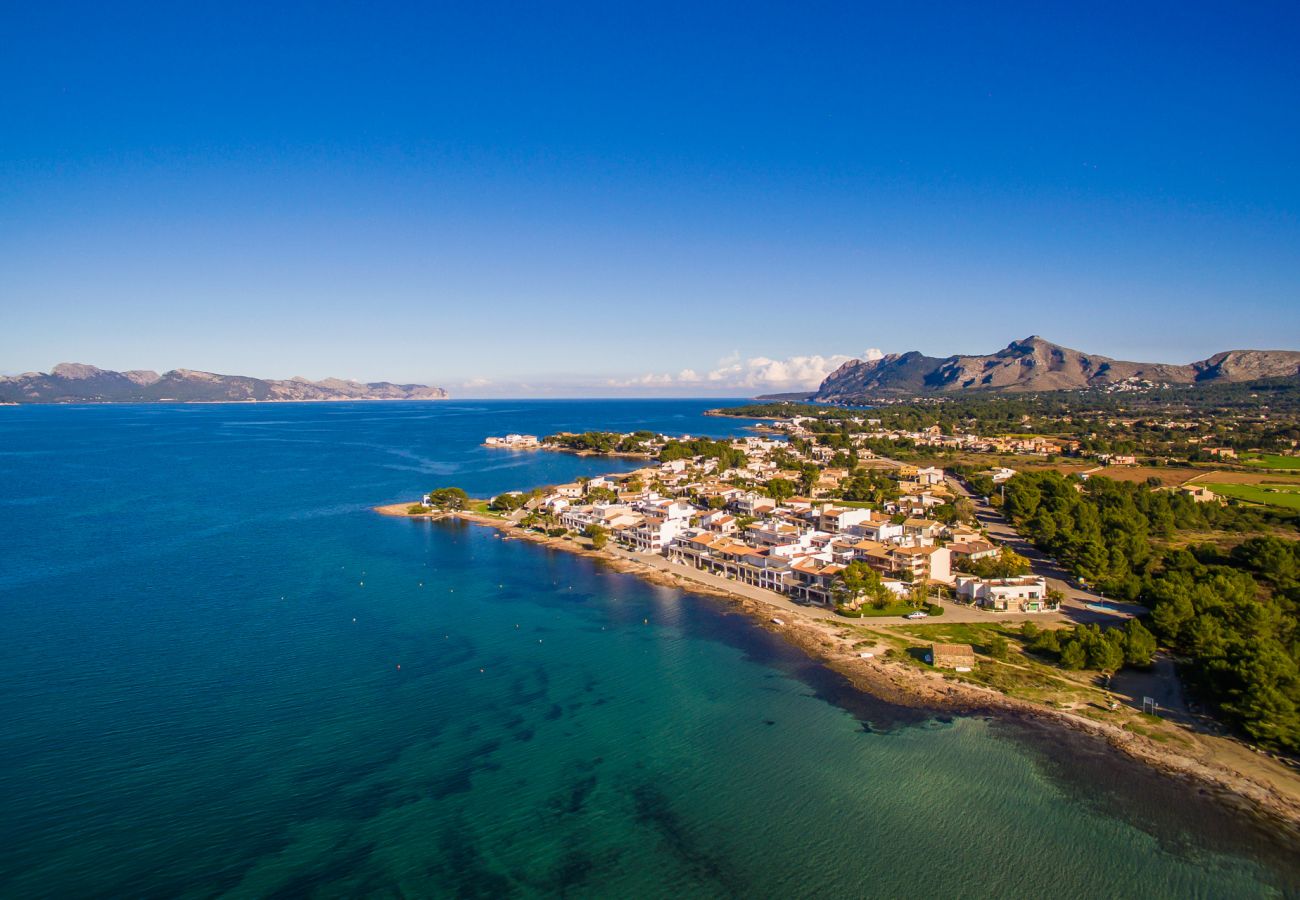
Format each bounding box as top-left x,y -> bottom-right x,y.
375,503 -> 1300,838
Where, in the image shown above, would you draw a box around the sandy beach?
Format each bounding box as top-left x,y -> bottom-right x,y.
376,503 -> 1300,837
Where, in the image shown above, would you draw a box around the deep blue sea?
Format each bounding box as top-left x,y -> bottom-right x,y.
1,400 -> 1297,898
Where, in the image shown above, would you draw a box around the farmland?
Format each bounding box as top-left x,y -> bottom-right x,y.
1202,481 -> 1300,510
1243,453 -> 1300,470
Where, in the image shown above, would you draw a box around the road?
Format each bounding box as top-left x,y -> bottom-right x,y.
944,474 -> 1145,625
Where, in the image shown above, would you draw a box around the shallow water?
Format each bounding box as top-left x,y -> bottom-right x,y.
0,400 -> 1296,898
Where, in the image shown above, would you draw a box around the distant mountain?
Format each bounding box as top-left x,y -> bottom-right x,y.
812,337 -> 1300,401
0,363 -> 448,404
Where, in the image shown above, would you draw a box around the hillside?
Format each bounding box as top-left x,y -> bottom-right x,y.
0,363 -> 448,404
813,337 -> 1300,401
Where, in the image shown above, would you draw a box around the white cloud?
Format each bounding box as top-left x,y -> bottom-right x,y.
608,349 -> 885,393
461,376 -> 493,389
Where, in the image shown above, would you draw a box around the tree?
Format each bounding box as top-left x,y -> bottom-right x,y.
988,633 -> 1010,661
489,491 -> 526,512
907,582 -> 930,610
766,478 -> 795,504
1060,640 -> 1087,670
1122,619 -> 1157,667
798,463 -> 820,495
425,487 -> 469,510
1089,636 -> 1124,674
584,524 -> 609,550
989,546 -> 1031,578
832,562 -> 891,610
1031,628 -> 1061,654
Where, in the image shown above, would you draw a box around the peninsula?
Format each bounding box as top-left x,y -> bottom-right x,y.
378,395 -> 1300,834
0,363 -> 448,404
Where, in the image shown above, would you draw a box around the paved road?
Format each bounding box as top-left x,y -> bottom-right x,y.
944,474 -> 1144,625
608,545 -> 843,621
611,547 -> 1094,627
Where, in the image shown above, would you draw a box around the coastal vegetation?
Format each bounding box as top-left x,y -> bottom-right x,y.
422,487 -> 470,511
1024,620 -> 1158,672
1002,471 -> 1300,751
659,437 -> 748,470
543,431 -> 660,454
583,524 -> 609,549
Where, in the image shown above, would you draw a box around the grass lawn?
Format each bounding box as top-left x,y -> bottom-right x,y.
838,602 -> 944,619
1203,482 -> 1300,511
893,621 -> 1011,645
1243,454 -> 1300,470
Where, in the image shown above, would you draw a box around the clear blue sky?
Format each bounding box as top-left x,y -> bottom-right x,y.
2,1 -> 1297,395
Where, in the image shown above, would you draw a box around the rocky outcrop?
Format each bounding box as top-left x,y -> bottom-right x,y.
0,363 -> 448,403
814,337 -> 1300,401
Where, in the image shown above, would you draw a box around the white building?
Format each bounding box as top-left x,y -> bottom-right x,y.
955,575 -> 1051,612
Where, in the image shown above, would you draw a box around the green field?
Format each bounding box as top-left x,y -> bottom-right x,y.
1243,454 -> 1300,470
837,602 -> 944,618
1203,482 -> 1300,510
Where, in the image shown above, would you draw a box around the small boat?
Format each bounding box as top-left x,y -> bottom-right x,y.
859,651 -> 874,659
771,617 -> 785,626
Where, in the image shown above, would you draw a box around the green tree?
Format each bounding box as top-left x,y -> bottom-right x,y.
988,633 -> 1010,661
1122,619 -> 1157,667
1060,640 -> 1087,670
766,478 -> 795,504
584,524 -> 609,550
489,491 -> 526,511
425,487 -> 469,510
1089,635 -> 1125,674
832,562 -> 891,610
1031,628 -> 1061,654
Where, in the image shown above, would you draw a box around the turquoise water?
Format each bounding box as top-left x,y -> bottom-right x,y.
1,400 -> 1296,898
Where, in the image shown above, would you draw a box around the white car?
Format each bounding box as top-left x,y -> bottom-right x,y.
905,611 -> 929,620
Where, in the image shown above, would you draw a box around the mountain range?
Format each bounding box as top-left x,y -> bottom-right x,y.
807,337 -> 1300,402
0,363 -> 448,404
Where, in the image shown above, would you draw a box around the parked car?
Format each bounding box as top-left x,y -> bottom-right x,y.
905,611 -> 929,620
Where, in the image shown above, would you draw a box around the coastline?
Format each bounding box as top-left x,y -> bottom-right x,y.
0,397 -> 450,406
377,502 -> 1300,837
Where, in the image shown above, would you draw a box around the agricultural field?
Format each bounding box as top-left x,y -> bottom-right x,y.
1202,481 -> 1300,511
1081,465 -> 1200,486
1243,453 -> 1300,470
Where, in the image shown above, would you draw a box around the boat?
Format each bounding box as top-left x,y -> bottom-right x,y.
771,617 -> 785,625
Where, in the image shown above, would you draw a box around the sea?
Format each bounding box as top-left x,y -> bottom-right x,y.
1,399 -> 1296,898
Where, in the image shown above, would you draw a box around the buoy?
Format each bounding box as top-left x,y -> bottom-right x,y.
479,668 -> 485,673
396,664 -> 401,670
644,618 -> 648,624
359,582 -> 364,586
352,617 -> 357,623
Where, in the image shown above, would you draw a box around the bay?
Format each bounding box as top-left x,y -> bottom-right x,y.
0,400 -> 1295,898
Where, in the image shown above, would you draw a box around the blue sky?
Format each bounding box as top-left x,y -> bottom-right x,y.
2,2 -> 1297,396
